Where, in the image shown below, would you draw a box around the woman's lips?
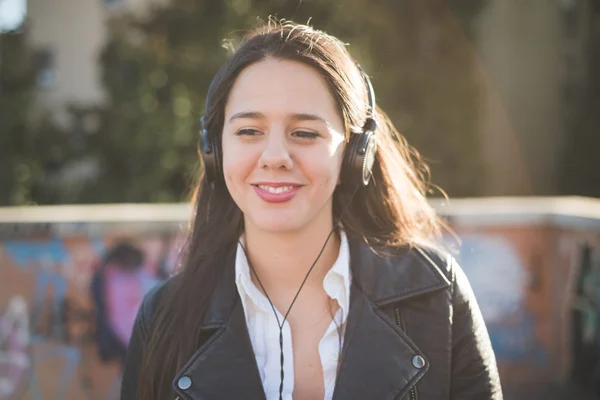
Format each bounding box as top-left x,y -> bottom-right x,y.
253,184 -> 301,203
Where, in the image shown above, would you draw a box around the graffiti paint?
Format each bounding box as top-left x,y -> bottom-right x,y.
0,232 -> 184,399
457,234 -> 548,364
1,202 -> 599,396
0,296 -> 30,399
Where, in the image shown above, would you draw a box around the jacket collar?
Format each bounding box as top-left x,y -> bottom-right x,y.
172,236 -> 451,399
347,237 -> 451,306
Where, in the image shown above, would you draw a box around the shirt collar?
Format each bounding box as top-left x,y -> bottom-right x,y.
323,230 -> 351,318
234,235 -> 271,313
234,230 -> 352,317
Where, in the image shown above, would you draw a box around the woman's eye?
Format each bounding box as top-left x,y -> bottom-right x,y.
293,130 -> 319,140
236,128 -> 261,136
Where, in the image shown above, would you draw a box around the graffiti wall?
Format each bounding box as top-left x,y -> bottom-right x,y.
1,200 -> 600,398
451,221 -> 600,387
457,232 -> 545,363
0,222 -> 184,400
450,227 -> 552,385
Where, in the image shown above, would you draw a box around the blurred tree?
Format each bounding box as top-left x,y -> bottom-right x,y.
359,0 -> 488,196
3,0 -> 488,204
0,28 -> 71,206
560,6 -> 600,197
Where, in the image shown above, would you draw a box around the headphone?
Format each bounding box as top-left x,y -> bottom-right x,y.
200,64 -> 378,188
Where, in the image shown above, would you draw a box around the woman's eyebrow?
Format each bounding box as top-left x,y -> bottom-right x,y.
228,111 -> 328,124
228,111 -> 265,122
289,113 -> 327,124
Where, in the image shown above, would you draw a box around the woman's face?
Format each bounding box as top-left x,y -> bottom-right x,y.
222,58 -> 346,234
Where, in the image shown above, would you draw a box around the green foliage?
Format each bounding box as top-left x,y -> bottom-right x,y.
1,0 -> 489,205
559,17 -> 600,198
77,0 -> 488,203
0,29 -> 70,205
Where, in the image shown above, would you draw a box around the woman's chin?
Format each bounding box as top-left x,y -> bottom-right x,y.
245,211 -> 306,234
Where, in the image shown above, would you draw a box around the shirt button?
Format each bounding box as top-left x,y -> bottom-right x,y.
178,376 -> 192,390
412,355 -> 426,369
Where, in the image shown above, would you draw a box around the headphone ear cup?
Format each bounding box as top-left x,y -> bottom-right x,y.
361,133 -> 377,185
341,131 -> 376,187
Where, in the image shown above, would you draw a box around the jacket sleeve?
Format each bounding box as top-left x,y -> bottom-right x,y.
120,293 -> 150,400
450,259 -> 503,399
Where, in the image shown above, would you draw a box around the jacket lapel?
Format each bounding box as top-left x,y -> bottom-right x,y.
172,251 -> 266,400
332,239 -> 451,399
332,282 -> 428,400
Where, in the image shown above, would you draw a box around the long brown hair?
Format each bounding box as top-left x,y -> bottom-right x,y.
138,19 -> 446,399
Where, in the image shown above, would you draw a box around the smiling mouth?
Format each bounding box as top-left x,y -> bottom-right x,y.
255,184 -> 298,194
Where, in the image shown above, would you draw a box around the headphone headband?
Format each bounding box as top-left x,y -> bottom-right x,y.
355,63 -> 377,133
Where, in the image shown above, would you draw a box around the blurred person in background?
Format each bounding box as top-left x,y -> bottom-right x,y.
121,19 -> 502,400
91,241 -> 159,367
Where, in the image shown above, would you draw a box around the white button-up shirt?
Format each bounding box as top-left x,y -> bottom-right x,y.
235,231 -> 352,400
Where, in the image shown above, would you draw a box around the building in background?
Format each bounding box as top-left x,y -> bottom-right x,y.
0,0 -> 27,33
25,0 -> 166,125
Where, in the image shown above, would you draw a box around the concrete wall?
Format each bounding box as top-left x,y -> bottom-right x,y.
1,197 -> 600,398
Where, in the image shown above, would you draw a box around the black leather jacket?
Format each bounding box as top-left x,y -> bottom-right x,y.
121,238 -> 503,399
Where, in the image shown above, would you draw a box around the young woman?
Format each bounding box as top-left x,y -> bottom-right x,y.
120,20 -> 502,400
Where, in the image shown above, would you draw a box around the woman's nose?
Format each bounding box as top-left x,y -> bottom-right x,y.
257,132 -> 293,171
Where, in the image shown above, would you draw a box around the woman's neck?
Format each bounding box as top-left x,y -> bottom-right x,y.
242,218 -> 341,294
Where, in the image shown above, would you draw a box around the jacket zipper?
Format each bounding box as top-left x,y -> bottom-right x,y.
394,308 -> 418,400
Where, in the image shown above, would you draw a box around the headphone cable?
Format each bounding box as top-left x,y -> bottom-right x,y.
238,184 -> 359,400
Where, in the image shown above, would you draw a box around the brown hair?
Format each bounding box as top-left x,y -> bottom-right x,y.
138,19 -> 446,399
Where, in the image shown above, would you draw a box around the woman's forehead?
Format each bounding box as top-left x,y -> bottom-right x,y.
224,58 -> 340,122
